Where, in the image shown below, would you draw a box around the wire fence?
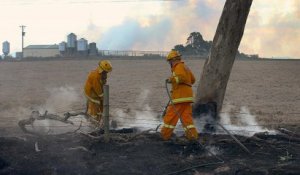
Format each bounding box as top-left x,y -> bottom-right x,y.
1,105 -> 300,120
58,105 -> 300,116
1,102 -> 299,134
1,115 -> 299,130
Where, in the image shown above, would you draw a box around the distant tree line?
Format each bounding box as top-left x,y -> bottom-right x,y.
174,32 -> 212,56
173,32 -> 259,59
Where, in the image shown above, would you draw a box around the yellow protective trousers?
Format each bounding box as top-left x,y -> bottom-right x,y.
161,103 -> 198,141
87,100 -> 103,121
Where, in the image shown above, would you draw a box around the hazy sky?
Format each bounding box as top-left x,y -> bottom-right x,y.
0,0 -> 299,58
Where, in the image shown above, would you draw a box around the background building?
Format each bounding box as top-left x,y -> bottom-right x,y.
2,41 -> 10,57
16,52 -> 23,59
59,41 -> 67,56
77,38 -> 88,56
67,33 -> 77,55
89,42 -> 98,56
23,45 -> 59,58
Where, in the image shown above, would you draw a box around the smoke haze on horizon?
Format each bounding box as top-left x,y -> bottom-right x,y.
0,0 -> 299,58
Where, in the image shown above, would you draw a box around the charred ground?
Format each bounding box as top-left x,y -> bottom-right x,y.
0,126 -> 299,175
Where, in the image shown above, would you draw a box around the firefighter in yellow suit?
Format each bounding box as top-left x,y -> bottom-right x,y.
161,50 -> 199,141
84,60 -> 112,122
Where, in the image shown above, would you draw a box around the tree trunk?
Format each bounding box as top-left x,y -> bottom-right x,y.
193,0 -> 252,122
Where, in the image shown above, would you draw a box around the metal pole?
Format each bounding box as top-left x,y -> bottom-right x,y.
20,25 -> 26,59
217,122 -> 251,154
103,85 -> 110,142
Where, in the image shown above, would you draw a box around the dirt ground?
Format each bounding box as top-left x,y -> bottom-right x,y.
0,58 -> 300,174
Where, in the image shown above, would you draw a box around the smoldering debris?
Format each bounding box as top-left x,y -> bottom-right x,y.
18,110 -> 93,135
17,109 -> 143,138
194,106 -> 277,137
1,129 -> 299,175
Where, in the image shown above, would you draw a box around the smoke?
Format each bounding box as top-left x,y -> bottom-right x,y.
218,106 -> 276,137
28,115 -> 92,135
36,86 -> 80,114
84,22 -> 103,44
82,0 -> 223,51
80,0 -> 300,58
0,86 -> 86,136
240,0 -> 300,58
111,89 -> 187,135
112,89 -> 160,131
27,86 -> 89,135
194,106 -> 276,137
97,17 -> 172,50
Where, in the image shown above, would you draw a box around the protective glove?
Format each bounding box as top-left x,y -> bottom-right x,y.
165,78 -> 172,84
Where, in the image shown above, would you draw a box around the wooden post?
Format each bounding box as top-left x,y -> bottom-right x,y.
193,0 -> 253,121
103,85 -> 110,142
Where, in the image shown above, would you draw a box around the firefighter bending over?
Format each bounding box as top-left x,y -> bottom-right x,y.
161,50 -> 199,141
84,60 -> 112,123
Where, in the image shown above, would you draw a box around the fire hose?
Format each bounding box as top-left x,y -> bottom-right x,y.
163,80 -> 224,175
164,80 -> 251,154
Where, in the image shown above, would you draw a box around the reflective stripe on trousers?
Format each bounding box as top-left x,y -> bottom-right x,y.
163,123 -> 175,129
161,103 -> 198,141
183,124 -> 195,131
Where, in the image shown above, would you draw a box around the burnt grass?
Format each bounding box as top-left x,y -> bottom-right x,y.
0,129 -> 299,175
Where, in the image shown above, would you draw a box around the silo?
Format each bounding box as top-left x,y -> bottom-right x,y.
2,41 -> 10,56
89,42 -> 98,56
77,38 -> 88,56
67,33 -> 77,55
59,41 -> 67,56
16,52 -> 23,59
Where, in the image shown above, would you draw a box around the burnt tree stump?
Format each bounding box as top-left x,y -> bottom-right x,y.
193,0 -> 253,128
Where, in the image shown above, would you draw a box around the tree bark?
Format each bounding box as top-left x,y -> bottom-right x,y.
193,0 -> 253,121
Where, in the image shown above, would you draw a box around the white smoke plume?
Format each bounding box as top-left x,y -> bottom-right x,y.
112,89 -> 160,131
194,106 -> 276,137
36,86 -> 80,114
219,106 -> 276,137
29,86 -> 89,135
81,0 -> 300,58
0,86 -> 86,136
83,0 -> 223,51
111,88 -> 188,135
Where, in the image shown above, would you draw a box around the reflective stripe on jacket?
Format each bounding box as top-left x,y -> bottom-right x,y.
169,61 -> 195,104
84,93 -> 101,104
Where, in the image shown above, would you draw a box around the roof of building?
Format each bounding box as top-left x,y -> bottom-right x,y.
78,38 -> 87,41
25,45 -> 59,49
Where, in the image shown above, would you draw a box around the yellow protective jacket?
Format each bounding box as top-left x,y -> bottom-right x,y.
84,68 -> 104,117
169,61 -> 195,104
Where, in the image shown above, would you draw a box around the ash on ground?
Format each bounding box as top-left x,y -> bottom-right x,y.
0,126 -> 299,175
